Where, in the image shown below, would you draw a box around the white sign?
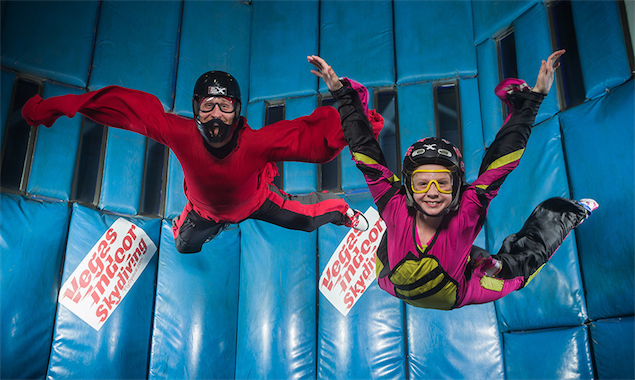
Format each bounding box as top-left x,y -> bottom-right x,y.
58,218 -> 157,331
319,207 -> 386,316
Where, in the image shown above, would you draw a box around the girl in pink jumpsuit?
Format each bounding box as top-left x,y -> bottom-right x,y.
309,51 -> 598,310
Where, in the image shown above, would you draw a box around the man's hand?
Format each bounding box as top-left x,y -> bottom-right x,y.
533,49 -> 565,94
308,55 -> 343,92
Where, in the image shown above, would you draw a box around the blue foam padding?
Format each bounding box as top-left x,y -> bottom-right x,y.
590,317 -> 635,380
394,1 -> 477,85
283,95 -> 319,194
164,149 -> 187,220
459,78 -> 485,183
318,0 -> 394,92
235,220 -> 318,379
487,116 -> 588,331
0,194 -> 70,380
174,1 -> 251,117
396,82 -> 436,159
245,100 -> 266,131
98,128 -> 146,215
560,80 -> 634,320
572,1 -> 632,100
249,0 -> 318,102
472,0 -> 538,44
0,1 -> 98,87
27,83 -> 83,200
407,304 -> 504,379
47,204 -> 160,379
476,39 -> 506,148
503,326 -> 594,379
148,221 -> 240,380
1,69 -> 14,149
513,4 -> 560,124
87,0 -> 180,109
317,192 -> 407,379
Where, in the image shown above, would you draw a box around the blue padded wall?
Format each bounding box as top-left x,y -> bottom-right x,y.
560,80 -> 635,321
0,194 -> 70,380
317,192 -> 406,379
283,95 -> 319,194
149,221 -> 240,380
488,116 -> 587,331
471,0 -> 538,44
249,0 -> 318,102
503,326 -> 594,379
458,78 -> 485,183
88,0 -> 181,109
394,1 -> 477,84
48,204 -> 160,379
98,128 -> 146,215
318,0 -> 394,91
0,1 -> 98,87
27,83 -> 83,200
513,4 -> 560,124
236,220 -> 318,379
590,317 -> 635,379
476,39 -> 505,148
396,82 -> 435,158
174,1 -> 251,117
407,304 -> 504,379
164,149 -> 187,220
571,0 -> 632,100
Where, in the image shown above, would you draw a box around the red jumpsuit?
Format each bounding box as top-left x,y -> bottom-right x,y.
22,85 -> 383,252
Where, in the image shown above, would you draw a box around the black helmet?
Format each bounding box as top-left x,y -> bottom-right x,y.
402,137 -> 465,215
192,71 -> 241,144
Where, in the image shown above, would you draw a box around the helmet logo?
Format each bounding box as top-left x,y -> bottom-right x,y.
208,86 -> 227,96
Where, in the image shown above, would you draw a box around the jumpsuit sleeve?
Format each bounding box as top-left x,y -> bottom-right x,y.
470,86 -> 546,208
256,86 -> 383,165
21,85 -> 172,145
331,81 -> 401,214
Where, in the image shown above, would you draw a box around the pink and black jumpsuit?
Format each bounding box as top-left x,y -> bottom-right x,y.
331,78 -> 588,310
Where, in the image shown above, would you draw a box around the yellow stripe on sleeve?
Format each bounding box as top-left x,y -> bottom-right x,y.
485,149 -> 524,172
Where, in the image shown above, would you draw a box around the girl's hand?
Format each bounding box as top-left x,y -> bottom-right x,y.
308,55 -> 343,92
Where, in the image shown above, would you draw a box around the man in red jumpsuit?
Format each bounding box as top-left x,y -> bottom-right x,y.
22,70 -> 383,253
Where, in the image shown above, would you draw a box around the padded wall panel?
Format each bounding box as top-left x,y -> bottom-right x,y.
164,150 -> 187,220
513,4 -> 560,124
407,304 -> 504,379
48,204 -> 159,379
283,95 -> 319,194
0,1 -> 98,87
0,194 -> 70,380
98,128 -> 146,215
590,317 -> 635,380
249,0 -> 318,102
503,326 -> 594,379
459,78 -> 485,183
174,1 -> 251,117
560,81 -> 634,320
317,192 -> 407,379
0,70 -> 14,149
318,0 -> 394,92
394,1 -> 477,85
149,221 -> 240,380
476,39 -> 506,148
487,117 -> 588,331
27,83 -> 83,200
472,0 -> 538,44
88,0 -> 180,109
236,221 -> 318,379
572,0 -> 632,100
396,82 -> 435,159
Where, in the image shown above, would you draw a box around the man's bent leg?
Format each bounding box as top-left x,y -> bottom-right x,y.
172,204 -> 227,254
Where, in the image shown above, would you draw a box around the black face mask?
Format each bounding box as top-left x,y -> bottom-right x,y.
196,116 -> 235,144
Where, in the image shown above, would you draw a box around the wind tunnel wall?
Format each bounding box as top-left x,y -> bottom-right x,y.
1,1 -> 633,379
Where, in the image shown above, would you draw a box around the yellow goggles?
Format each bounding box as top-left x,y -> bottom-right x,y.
411,169 -> 453,194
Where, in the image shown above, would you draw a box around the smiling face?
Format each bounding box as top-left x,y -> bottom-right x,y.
411,163 -> 454,217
